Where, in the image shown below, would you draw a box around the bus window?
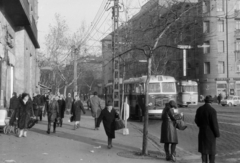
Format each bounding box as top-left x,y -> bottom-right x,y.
162,82 -> 176,93
182,85 -> 198,92
148,83 -> 161,93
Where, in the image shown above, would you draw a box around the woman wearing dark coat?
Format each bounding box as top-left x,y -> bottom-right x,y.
96,101 -> 119,149
46,95 -> 59,134
160,100 -> 178,162
9,92 -> 19,126
15,93 -> 34,138
57,95 -> 66,127
71,95 -> 85,130
195,95 -> 220,163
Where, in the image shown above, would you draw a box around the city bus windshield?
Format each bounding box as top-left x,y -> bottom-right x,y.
182,85 -> 198,92
162,82 -> 176,93
148,83 -> 161,93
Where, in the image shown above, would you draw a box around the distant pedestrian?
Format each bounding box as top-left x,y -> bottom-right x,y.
71,95 -> 85,130
57,95 -> 65,127
217,94 -> 222,105
9,92 -> 19,127
46,95 -> 59,134
33,93 -> 41,122
160,100 -> 178,162
96,101 -> 119,149
15,93 -> 34,138
89,92 -> 102,130
65,93 -> 73,115
195,95 -> 220,163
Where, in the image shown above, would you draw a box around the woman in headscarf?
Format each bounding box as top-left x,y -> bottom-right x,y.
15,93 -> 34,138
96,101 -> 119,149
160,100 -> 178,162
71,94 -> 85,130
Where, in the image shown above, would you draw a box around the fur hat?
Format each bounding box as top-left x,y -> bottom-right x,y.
169,100 -> 177,108
204,95 -> 213,103
106,101 -> 113,107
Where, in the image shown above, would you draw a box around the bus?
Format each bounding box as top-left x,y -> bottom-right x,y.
177,80 -> 198,107
105,75 -> 178,121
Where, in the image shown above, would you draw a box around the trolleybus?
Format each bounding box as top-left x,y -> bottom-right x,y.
177,80 -> 198,107
105,75 -> 178,121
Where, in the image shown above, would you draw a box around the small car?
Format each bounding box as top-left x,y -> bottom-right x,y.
221,96 -> 240,106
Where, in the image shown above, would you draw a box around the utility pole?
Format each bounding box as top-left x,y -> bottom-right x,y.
112,0 -> 120,111
73,46 -> 78,97
226,0 -> 229,96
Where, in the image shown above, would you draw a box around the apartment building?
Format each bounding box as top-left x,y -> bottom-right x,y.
199,0 -> 240,97
0,0 -> 40,108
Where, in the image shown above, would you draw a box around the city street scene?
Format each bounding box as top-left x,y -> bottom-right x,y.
0,0 -> 240,163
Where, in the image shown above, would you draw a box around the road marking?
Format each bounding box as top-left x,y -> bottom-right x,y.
186,122 -> 240,136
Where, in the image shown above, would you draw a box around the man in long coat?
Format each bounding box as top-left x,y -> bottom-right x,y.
9,92 -> 19,126
195,95 -> 220,163
46,95 -> 59,134
65,93 -> 73,115
57,94 -> 65,127
89,92 -> 102,130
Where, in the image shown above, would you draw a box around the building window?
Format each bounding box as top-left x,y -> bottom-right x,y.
203,1 -> 210,13
217,0 -> 224,11
236,40 -> 240,51
218,20 -> 224,32
203,21 -> 210,33
218,61 -> 225,74
237,63 -> 240,72
203,41 -> 210,54
236,20 -> 240,30
218,40 -> 224,53
236,1 -> 240,11
204,62 -> 210,74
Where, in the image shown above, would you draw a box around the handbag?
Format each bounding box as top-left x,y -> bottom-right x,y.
28,118 -> 38,129
174,113 -> 187,130
114,119 -> 125,130
70,115 -> 74,122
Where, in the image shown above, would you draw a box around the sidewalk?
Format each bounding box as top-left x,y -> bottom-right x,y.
0,111 -> 169,163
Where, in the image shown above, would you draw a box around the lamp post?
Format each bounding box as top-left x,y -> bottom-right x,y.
178,45 -> 192,77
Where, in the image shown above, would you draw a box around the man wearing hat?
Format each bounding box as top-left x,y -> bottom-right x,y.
195,95 -> 220,163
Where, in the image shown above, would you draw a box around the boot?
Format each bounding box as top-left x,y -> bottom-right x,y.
170,144 -> 176,162
23,130 -> 27,137
53,122 -> 56,133
18,130 -> 23,138
164,144 -> 171,161
108,138 -> 112,149
60,119 -> 63,127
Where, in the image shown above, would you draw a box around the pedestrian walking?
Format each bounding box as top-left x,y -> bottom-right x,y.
96,101 -> 119,149
195,95 -> 220,163
89,92 -> 102,130
15,93 -> 34,138
65,93 -> 73,115
32,93 -> 40,122
71,95 -> 85,130
46,95 -> 59,134
217,94 -> 222,105
160,100 -> 178,162
9,92 -> 19,127
57,94 -> 65,127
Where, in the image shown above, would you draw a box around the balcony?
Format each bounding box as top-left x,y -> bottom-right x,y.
235,10 -> 240,19
25,16 -> 40,48
0,0 -> 30,26
235,29 -> 240,38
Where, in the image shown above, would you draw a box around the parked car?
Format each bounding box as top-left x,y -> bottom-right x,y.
221,96 -> 240,106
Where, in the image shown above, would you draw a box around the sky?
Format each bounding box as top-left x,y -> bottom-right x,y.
38,0 -> 147,52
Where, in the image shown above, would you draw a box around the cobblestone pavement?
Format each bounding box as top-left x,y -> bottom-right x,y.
130,103 -> 240,163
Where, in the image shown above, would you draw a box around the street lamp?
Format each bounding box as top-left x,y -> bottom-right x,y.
178,45 -> 192,77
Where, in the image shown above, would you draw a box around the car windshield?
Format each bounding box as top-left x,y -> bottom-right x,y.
226,96 -> 233,100
182,85 -> 198,92
148,83 -> 161,93
162,82 -> 176,93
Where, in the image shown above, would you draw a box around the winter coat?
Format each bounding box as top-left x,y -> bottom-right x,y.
97,108 -> 119,139
47,100 -> 59,122
71,100 -> 85,121
9,96 -> 19,126
160,104 -> 178,144
58,99 -> 66,118
15,100 -> 34,130
195,103 -> 220,155
89,96 -> 102,118
65,97 -> 73,109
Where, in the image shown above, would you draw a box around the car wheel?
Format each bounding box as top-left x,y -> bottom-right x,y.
228,103 -> 232,106
221,104 -> 226,106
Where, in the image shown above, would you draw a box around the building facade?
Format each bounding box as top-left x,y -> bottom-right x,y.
0,0 -> 40,108
198,0 -> 240,97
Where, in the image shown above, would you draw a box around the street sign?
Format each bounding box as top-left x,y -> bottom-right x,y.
198,45 -> 210,48
178,45 -> 192,49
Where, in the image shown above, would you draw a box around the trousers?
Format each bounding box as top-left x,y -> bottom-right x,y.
202,154 -> 215,163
